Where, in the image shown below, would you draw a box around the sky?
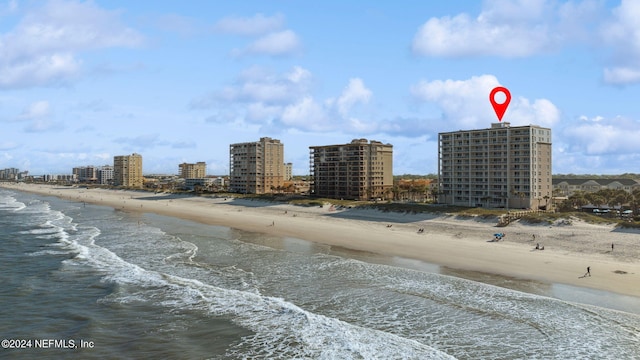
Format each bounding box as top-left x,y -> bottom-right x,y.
1,0 -> 640,176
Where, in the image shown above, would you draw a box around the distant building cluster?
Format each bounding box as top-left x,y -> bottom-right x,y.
0,167 -> 27,180
72,165 -> 113,184
20,122 -> 640,211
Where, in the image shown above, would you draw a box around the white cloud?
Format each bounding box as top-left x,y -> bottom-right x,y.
412,1 -> 554,57
600,0 -> 640,84
0,53 -> 81,88
215,13 -> 300,57
214,13 -> 284,36
564,116 -> 640,155
508,97 -> 560,128
195,67 -> 377,133
603,67 -> 640,85
196,66 -> 312,107
280,96 -> 331,131
286,66 -> 311,84
19,100 -> 51,120
412,0 -> 600,58
579,115 -> 604,122
234,30 -> 301,56
337,78 -> 372,117
411,74 -> 560,129
25,118 -> 63,133
0,0 -> 143,88
246,103 -> 281,123
411,0 -> 640,85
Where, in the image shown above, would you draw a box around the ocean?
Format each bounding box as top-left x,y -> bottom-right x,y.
1,188 -> 639,359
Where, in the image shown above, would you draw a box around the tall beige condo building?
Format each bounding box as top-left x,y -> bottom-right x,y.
438,122 -> 552,209
113,153 -> 143,188
229,137 -> 284,194
179,162 -> 206,178
310,139 -> 393,200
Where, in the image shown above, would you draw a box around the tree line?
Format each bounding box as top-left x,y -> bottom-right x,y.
557,188 -> 640,214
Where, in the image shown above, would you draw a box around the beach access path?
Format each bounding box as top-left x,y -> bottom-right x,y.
2,182 -> 639,299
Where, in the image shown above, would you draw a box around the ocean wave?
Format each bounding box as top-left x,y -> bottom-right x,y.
314,256 -> 640,359
0,192 -> 26,211
63,229 -> 454,359
27,249 -> 73,257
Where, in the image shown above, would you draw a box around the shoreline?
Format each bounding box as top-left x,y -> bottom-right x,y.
3,183 -> 640,301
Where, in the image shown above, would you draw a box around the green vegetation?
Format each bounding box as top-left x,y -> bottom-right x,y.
557,188 -> 640,214
518,210 -> 638,229
617,221 -> 640,229
361,202 -> 504,216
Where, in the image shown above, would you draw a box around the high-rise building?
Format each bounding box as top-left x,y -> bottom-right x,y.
73,166 -> 98,182
309,139 -> 393,200
284,162 -> 293,181
229,137 -> 284,194
179,162 -> 206,179
438,122 -> 552,209
0,168 -> 20,180
97,165 -> 113,185
113,153 -> 143,188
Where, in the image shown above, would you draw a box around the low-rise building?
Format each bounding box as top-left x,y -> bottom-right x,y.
553,178 -> 640,197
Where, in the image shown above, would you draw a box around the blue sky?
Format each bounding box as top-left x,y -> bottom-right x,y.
1,0 -> 640,176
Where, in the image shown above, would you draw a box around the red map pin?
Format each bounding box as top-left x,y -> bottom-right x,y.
489,86 -> 511,122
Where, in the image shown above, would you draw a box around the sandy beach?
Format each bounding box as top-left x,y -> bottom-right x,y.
3,182 -> 639,299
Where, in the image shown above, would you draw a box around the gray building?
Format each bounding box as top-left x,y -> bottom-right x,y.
438,122 -> 552,209
98,165 -> 114,185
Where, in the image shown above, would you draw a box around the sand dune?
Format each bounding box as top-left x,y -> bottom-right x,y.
3,182 -> 639,298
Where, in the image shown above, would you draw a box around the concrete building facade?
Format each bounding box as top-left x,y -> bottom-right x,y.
0,168 -> 20,180
73,166 -> 98,182
309,139 -> 393,200
284,162 -> 293,181
179,162 -> 206,179
438,123 -> 552,209
98,165 -> 113,185
113,153 -> 143,188
229,137 -> 285,194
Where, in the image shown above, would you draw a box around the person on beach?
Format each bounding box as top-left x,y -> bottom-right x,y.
611,243 -> 614,252
587,266 -> 591,277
